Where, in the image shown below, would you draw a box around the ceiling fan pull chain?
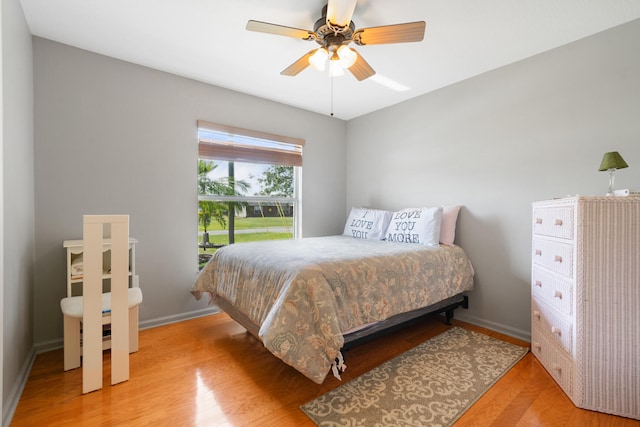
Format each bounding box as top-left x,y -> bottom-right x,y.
330,73 -> 334,117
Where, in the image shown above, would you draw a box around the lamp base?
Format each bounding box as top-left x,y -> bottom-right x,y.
606,168 -> 616,196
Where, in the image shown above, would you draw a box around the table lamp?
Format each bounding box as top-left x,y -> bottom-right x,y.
599,151 -> 628,196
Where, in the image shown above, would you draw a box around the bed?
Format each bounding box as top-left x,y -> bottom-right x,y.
191,230 -> 474,384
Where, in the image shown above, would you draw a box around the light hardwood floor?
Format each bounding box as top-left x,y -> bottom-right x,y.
11,313 -> 639,426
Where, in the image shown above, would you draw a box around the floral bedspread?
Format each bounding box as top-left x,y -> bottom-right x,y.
191,235 -> 474,383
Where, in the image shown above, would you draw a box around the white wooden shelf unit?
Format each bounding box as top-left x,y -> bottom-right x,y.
63,237 -> 138,297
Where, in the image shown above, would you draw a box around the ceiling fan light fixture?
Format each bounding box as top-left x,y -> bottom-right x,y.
337,45 -> 357,68
329,59 -> 345,77
309,48 -> 329,71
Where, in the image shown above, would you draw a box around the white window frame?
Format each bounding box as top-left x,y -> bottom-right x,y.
197,120 -> 303,240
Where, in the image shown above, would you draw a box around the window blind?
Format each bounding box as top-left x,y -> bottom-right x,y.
197,120 -> 304,167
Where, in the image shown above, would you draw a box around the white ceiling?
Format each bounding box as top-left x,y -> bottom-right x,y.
19,0 -> 640,120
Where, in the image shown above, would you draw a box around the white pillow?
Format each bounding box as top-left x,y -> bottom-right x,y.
343,208 -> 393,240
440,205 -> 461,245
385,207 -> 443,246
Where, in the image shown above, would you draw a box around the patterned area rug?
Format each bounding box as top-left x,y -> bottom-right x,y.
301,327 -> 528,426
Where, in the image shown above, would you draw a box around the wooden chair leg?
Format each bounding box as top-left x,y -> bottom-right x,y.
63,315 -> 81,371
128,306 -> 139,353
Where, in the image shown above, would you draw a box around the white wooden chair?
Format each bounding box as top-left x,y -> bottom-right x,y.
60,215 -> 143,394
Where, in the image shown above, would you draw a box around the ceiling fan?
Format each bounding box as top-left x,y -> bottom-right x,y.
246,0 -> 426,81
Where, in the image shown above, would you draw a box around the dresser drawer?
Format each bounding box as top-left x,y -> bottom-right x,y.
533,206 -> 574,239
532,267 -> 573,316
531,324 -> 576,400
532,237 -> 574,278
532,298 -> 573,356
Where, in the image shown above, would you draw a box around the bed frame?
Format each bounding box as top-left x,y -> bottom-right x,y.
342,293 -> 469,350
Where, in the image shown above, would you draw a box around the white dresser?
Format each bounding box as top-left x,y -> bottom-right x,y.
531,196 -> 639,420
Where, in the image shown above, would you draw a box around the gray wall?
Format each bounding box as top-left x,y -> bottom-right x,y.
32,38 -> 347,347
346,19 -> 640,340
2,0 -> 35,422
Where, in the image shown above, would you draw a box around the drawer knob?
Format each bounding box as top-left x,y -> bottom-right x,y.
554,219 -> 563,226
533,342 -> 541,350
554,255 -> 563,263
533,310 -> 541,319
535,218 -> 543,224
552,364 -> 562,373
535,249 -> 542,256
551,326 -> 562,336
554,291 -> 563,299
534,280 -> 542,287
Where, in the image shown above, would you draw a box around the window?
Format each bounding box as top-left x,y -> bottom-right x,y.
197,120 -> 303,268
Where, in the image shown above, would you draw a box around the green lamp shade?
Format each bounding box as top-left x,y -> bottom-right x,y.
599,151 -> 629,171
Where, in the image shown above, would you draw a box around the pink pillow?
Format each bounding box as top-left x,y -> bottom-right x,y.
440,206 -> 461,245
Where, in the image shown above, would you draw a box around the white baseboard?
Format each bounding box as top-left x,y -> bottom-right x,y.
35,338 -> 65,354
34,306 -> 221,354
3,346 -> 36,427
139,306 -> 220,330
454,312 -> 531,343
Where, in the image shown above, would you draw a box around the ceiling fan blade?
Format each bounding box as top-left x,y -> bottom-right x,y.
280,50 -> 317,76
246,20 -> 316,40
326,0 -> 358,28
353,21 -> 426,45
348,50 -> 376,81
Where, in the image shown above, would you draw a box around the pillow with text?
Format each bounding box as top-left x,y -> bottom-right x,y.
386,206 -> 443,246
343,207 -> 393,240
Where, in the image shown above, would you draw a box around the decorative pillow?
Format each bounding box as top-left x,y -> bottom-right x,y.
440,205 -> 461,245
385,207 -> 443,246
343,207 -> 393,240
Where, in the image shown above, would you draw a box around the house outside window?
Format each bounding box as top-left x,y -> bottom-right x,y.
197,120 -> 303,268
